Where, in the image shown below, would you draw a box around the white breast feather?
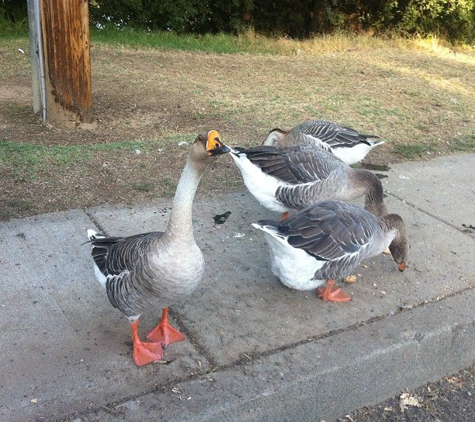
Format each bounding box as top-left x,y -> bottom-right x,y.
232,153 -> 290,212
334,143 -> 372,165
253,223 -> 325,290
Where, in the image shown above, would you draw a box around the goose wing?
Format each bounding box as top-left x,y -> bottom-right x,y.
294,119 -> 380,148
89,232 -> 163,277
235,144 -> 343,185
88,231 -> 165,312
279,201 -> 376,262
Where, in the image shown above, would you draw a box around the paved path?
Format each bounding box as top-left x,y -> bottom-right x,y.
1,154 -> 474,422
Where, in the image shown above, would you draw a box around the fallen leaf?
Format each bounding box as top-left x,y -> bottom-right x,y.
344,274 -> 357,283
446,376 -> 464,387
400,393 -> 421,412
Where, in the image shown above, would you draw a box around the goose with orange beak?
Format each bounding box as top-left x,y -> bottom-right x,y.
253,200 -> 408,302
86,130 -> 230,366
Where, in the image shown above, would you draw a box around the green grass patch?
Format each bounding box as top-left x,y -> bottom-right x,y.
0,135 -> 193,183
451,135 -> 475,152
0,18 -> 28,39
158,176 -> 176,197
90,27 -> 298,55
4,103 -> 34,120
0,198 -> 35,220
89,27 -> 475,56
0,139 -> 165,181
3,26 -> 474,58
393,143 -> 437,159
0,142 -> 92,180
132,181 -> 156,192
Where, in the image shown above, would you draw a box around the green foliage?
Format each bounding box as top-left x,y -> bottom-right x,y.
0,0 -> 28,37
396,0 -> 475,43
89,0 -> 214,33
0,0 -> 27,23
1,0 -> 473,43
88,0 -> 475,42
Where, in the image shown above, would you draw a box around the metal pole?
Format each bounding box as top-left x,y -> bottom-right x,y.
32,0 -> 46,123
26,0 -> 40,114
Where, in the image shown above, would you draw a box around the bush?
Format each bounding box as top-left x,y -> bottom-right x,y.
0,0 -> 28,36
396,0 -> 475,43
1,0 -> 473,44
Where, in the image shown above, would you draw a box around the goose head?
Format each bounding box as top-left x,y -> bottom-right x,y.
190,130 -> 230,167
386,214 -> 409,272
263,128 -> 287,146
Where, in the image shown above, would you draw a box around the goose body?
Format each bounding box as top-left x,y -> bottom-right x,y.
230,143 -> 388,218
263,119 -> 384,165
253,200 -> 408,301
86,130 -> 230,366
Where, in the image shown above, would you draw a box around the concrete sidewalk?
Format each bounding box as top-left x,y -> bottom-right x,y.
1,154 -> 474,422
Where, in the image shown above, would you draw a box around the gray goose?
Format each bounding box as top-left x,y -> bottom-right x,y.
86,130 -> 230,366
229,143 -> 388,220
253,200 -> 408,301
263,119 -> 384,165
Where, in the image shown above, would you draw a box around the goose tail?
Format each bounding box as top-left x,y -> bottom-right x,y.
87,229 -> 106,241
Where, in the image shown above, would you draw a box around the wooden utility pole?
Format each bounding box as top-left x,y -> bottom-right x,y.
29,0 -> 93,126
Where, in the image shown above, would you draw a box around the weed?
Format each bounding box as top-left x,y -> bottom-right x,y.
451,135 -> 475,152
5,102 -> 35,121
132,181 -> 155,192
160,176 -> 176,197
393,143 -> 437,159
0,199 -> 35,220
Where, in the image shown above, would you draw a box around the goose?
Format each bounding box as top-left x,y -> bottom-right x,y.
252,200 -> 408,302
86,130 -> 230,366
229,143 -> 388,220
263,119 -> 384,165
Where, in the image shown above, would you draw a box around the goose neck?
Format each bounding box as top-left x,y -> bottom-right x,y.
354,169 -> 388,216
165,157 -> 205,240
265,130 -> 284,146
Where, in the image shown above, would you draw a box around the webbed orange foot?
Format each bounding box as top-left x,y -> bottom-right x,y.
316,280 -> 351,302
130,319 -> 164,366
147,307 -> 185,346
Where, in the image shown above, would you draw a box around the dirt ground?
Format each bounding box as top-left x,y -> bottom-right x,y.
340,363 -> 475,422
2,42 -> 474,221
1,41 -> 474,420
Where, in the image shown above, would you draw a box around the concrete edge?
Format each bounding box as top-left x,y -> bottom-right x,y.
58,288 -> 475,422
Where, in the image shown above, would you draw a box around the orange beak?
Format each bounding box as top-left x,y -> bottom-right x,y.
206,130 -> 230,156
398,262 -> 406,272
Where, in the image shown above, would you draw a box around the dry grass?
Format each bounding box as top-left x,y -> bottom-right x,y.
1,35 -> 474,220
237,29 -> 474,56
